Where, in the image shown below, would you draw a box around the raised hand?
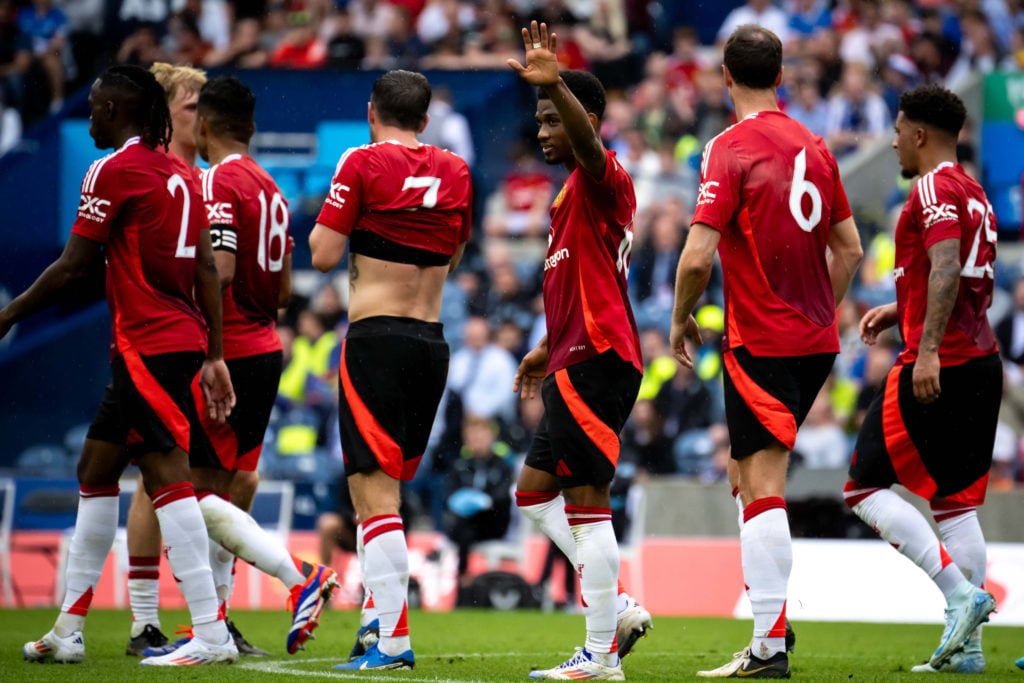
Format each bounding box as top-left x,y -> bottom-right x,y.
507,20 -> 559,86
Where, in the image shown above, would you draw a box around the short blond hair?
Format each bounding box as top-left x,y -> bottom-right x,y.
149,62 -> 207,104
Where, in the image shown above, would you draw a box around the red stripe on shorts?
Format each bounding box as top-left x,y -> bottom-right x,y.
190,372 -> 238,470
724,351 -> 797,449
881,365 -> 938,500
554,369 -> 619,467
122,348 -> 191,452
339,340 -> 404,480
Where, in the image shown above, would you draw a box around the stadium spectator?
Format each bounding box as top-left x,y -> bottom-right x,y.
792,384 -> 851,469
786,76 -> 829,138
630,199 -> 685,319
787,0 -> 832,46
445,413 -> 515,585
6,64 -> 237,666
0,0 -> 29,110
204,16 -> 267,68
508,21 -> 650,680
824,61 -> 891,157
309,68 -> 472,671
18,0 -> 68,112
115,22 -> 169,69
0,85 -> 20,154
447,315 -> 519,428
670,25 -> 862,678
836,0 -> 904,72
845,84 -> 999,674
419,85 -> 475,166
716,0 -> 790,46
324,7 -> 366,70
268,10 -> 327,69
482,139 -> 555,249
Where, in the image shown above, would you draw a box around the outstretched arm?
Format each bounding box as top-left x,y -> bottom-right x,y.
507,21 -> 606,176
0,234 -> 102,339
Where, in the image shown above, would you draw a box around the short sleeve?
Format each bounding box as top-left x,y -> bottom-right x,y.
70,156 -> 127,244
691,136 -> 742,232
576,150 -> 636,229
315,146 -> 366,235
920,173 -> 963,249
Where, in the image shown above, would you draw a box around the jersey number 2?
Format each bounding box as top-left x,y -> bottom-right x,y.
168,174 -> 195,259
963,198 -> 996,279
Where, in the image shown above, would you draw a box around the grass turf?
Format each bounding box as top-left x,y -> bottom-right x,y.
3,607 -> 1022,681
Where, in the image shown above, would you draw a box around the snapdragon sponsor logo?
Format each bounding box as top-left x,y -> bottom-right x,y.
544,247 -> 570,271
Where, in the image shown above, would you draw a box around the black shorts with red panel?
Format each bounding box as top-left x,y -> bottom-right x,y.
525,350 -> 641,489
336,316 -> 449,482
849,353 -> 1001,506
188,351 -> 283,473
723,346 -> 836,459
87,350 -> 204,459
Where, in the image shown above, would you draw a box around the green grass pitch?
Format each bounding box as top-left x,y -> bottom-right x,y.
3,607 -> 1022,681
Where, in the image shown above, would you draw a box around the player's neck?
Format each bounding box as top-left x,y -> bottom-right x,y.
730,88 -> 781,121
206,138 -> 249,166
917,148 -> 958,177
169,140 -> 196,167
373,125 -> 420,148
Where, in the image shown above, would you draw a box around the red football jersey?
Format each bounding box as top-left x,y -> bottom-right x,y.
693,111 -> 852,356
71,137 -> 207,357
316,141 -> 471,256
894,161 -> 998,366
202,154 -> 289,359
543,150 -> 642,374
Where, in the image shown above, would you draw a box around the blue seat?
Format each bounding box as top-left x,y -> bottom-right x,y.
981,121 -> 1024,187
302,120 -> 368,200
990,182 -> 1021,232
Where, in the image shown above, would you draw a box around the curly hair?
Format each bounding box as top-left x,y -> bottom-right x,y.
538,69 -> 606,120
899,84 -> 967,137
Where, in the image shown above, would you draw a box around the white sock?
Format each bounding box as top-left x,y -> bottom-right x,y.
55,484 -> 120,636
128,554 -> 161,636
516,490 -> 577,564
733,486 -> 744,531
208,537 -> 234,604
362,515 -> 410,655
933,503 -> 986,587
845,485 -> 966,597
356,523 -> 379,626
742,497 -> 790,659
567,505 -> 619,661
199,492 -> 305,588
152,482 -> 226,644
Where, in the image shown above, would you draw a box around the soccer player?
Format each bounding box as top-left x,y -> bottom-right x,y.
123,60 -> 210,658
669,25 -> 863,678
143,75 -> 337,659
308,69 -> 472,671
5,64 -> 238,665
844,84 -> 998,674
507,22 -> 647,681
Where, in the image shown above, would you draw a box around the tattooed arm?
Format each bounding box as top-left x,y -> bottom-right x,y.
913,237 -> 961,404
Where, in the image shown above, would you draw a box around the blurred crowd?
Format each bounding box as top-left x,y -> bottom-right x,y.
6,0 -> 1024,553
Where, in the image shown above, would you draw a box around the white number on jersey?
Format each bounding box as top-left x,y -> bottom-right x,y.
616,228 -> 634,277
789,148 -> 823,233
402,176 -> 441,208
257,190 -> 289,273
168,173 -> 195,259
962,198 -> 996,279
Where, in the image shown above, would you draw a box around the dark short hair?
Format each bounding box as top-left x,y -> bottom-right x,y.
899,84 -> 966,137
538,69 -> 606,120
98,64 -> 172,151
371,70 -> 431,131
723,25 -> 783,90
197,75 -> 256,143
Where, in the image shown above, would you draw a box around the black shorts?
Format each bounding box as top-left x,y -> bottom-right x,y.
525,351 -> 641,489
189,351 -> 283,473
87,350 -> 204,459
723,346 -> 836,459
850,353 -> 1001,506
337,316 -> 449,481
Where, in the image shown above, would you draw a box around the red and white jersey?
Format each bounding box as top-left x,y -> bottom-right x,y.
543,149 -> 642,374
315,140 -> 472,257
71,137 -> 207,357
202,154 -> 289,359
894,161 -> 998,366
693,110 -> 852,356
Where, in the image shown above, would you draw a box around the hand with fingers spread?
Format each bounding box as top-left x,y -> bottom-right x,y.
507,20 -> 560,86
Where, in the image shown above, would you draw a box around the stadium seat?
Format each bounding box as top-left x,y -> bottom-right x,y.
301,120 -> 368,200
15,443 -> 75,477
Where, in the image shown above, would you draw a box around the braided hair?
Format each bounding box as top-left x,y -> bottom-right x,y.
98,65 -> 173,151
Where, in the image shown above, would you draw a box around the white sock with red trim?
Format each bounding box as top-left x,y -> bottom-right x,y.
742,497 -> 790,659
566,505 -> 619,664
516,490 -> 576,563
933,503 -> 987,587
844,484 -> 965,597
355,523 -> 379,626
208,537 -> 234,603
152,482 -> 226,644
361,515 -> 410,655
128,554 -> 161,636
199,492 -> 305,588
54,484 -> 119,636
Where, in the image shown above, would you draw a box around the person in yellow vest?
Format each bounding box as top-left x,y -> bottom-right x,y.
277,310 -> 339,455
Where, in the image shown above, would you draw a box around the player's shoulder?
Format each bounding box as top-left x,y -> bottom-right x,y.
85,139 -> 157,186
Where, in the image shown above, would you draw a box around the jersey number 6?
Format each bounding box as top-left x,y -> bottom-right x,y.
789,148 -> 823,233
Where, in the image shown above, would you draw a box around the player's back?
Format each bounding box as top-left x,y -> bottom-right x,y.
75,138 -> 206,356
203,154 -> 288,358
696,111 -> 850,356
342,141 -> 471,257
